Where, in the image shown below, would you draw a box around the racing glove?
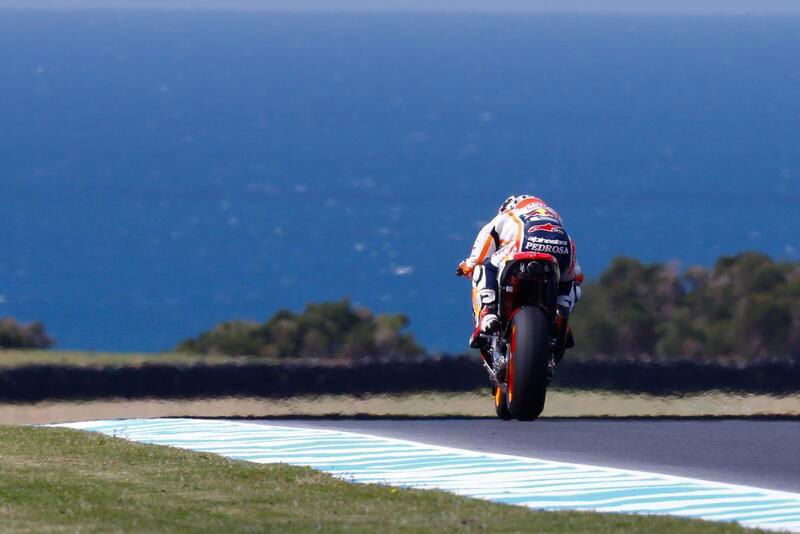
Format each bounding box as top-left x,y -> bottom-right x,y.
456,261 -> 473,277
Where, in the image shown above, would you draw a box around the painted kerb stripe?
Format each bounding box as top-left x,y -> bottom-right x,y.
53,419 -> 800,532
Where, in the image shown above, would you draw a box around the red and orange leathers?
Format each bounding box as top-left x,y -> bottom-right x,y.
460,197 -> 583,322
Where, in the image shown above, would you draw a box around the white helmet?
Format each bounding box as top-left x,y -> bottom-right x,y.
498,194 -> 537,215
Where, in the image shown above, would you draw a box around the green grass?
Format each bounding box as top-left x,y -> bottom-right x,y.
0,425 -> 763,533
0,349 -> 259,368
0,349 -> 354,368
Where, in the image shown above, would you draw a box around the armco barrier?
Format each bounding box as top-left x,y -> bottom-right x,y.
0,356 -> 797,402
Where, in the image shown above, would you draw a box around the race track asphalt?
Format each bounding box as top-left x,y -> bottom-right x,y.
247,417 -> 800,493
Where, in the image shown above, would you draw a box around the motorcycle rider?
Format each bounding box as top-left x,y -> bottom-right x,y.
456,195 -> 583,354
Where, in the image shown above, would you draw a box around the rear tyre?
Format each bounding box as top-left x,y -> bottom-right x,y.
507,306 -> 551,421
493,386 -> 512,420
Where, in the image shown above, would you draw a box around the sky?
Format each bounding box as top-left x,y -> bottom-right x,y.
3,0 -> 800,15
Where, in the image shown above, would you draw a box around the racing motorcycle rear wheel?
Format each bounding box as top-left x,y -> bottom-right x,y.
506,306 -> 550,421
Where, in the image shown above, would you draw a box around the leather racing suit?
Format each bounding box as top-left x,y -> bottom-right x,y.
458,197 -> 583,347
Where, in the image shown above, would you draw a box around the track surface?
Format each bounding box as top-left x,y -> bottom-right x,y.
249,418 -> 800,494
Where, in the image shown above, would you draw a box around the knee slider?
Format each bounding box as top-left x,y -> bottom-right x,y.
478,289 -> 496,305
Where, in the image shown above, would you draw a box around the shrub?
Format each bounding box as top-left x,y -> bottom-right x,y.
178,299 -> 423,360
0,318 -> 54,349
176,320 -> 262,356
571,252 -> 800,361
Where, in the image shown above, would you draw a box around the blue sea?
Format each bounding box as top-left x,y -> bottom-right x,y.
1,7 -> 799,352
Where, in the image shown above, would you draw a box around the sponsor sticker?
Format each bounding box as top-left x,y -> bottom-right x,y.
530,236 -> 568,246
527,223 -> 565,234
525,240 -> 570,255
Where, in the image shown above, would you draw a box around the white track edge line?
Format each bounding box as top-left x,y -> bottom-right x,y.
56,417 -> 800,502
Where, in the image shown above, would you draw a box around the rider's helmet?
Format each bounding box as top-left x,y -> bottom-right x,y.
498,194 -> 542,215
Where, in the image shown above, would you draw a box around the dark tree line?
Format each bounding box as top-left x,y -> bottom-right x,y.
0,318 -> 53,349
182,252 -> 798,362
178,299 -> 423,359
571,252 -> 800,361
6,251 -> 797,362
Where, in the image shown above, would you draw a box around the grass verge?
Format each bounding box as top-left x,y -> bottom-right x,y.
0,349 -> 251,368
0,425 -> 761,533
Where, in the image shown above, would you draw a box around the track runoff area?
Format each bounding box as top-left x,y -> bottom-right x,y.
54,418 -> 800,532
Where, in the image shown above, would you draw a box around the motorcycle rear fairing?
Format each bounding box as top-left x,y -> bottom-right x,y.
482,252 -> 566,420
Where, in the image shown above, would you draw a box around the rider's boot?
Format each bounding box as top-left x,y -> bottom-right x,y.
548,325 -> 574,383
553,281 -> 579,367
469,305 -> 500,349
472,304 -> 500,394
565,325 -> 575,349
549,309 -> 574,383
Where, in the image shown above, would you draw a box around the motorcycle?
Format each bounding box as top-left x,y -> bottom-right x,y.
474,252 -> 570,421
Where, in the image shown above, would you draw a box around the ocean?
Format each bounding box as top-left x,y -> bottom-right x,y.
1,8 -> 799,352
